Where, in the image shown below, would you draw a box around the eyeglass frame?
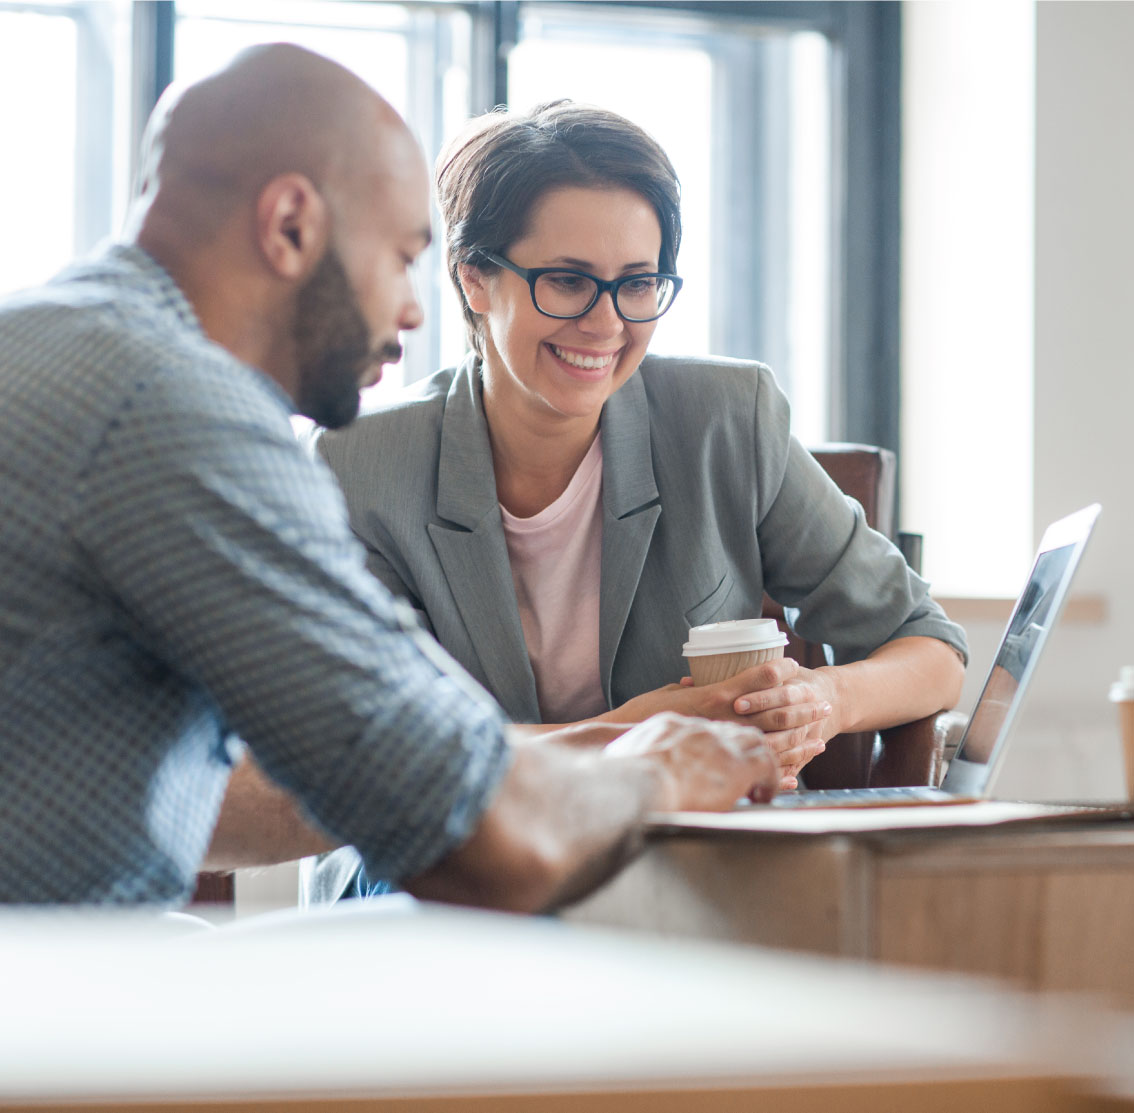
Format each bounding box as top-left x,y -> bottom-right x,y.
474,250 -> 683,323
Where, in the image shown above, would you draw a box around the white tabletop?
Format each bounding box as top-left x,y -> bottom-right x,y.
0,900 -> 1112,1105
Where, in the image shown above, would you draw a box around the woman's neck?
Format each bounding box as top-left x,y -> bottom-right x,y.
481,377 -> 599,519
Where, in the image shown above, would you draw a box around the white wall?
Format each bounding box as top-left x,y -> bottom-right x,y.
901,0 -> 1035,600
1031,0 -> 1134,706
905,1 -> 1134,799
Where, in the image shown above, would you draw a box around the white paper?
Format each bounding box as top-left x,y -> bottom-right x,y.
647,799 -> 1129,835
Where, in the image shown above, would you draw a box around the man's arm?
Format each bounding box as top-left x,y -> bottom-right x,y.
202,753 -> 337,871
203,728 -> 635,871
406,714 -> 776,914
204,714 -> 776,912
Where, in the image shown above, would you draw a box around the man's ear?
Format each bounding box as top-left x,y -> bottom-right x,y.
256,174 -> 328,280
457,262 -> 491,313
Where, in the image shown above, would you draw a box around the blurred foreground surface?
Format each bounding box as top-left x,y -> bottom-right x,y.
0,899 -> 1131,1112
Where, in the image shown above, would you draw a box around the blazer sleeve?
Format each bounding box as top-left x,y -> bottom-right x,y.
751,368 -> 968,665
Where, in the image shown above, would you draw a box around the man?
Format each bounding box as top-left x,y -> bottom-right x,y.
0,45 -> 797,912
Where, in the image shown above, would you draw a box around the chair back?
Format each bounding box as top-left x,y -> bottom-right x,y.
762,443 -> 930,789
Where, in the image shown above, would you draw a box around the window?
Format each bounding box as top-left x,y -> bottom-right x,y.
1,1 -> 900,456
507,4 -> 834,444
172,0 -> 477,403
0,0 -> 134,297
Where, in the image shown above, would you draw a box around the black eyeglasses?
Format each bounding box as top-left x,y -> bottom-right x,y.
476,250 -> 682,323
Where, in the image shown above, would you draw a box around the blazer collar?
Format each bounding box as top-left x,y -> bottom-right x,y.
437,353 -> 661,525
596,364 -> 662,703
436,354 -> 499,529
431,352 -> 662,719
600,361 -> 659,518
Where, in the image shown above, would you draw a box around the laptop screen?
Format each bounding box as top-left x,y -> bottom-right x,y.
942,504 -> 1100,796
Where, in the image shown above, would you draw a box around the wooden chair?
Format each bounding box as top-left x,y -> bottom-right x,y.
762,442 -> 954,789
191,870 -> 234,906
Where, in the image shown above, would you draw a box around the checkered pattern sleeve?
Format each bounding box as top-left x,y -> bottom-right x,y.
67,348 -> 511,888
0,246 -> 510,904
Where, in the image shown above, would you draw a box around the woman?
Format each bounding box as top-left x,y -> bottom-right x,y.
305,102 -> 966,902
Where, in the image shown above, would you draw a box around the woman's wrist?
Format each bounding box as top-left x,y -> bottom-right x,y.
814,664 -> 854,736
599,690 -> 663,725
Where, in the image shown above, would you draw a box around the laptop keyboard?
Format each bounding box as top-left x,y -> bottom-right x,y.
769,786 -> 959,809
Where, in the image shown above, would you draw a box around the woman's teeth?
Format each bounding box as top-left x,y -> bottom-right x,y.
551,345 -> 614,370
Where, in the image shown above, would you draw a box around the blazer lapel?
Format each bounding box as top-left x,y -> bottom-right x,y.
598,370 -> 661,706
430,360 -> 540,722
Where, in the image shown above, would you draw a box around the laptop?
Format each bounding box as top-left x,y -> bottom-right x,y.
770,502 -> 1102,809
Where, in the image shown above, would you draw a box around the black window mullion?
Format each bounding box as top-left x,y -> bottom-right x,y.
840,1 -> 901,456
153,0 -> 174,104
128,0 -> 174,193
491,0 -> 517,108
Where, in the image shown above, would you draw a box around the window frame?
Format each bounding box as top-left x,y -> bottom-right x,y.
480,0 -> 902,455
139,0 -> 899,453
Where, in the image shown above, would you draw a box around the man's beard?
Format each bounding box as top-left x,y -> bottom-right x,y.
292,245 -> 400,429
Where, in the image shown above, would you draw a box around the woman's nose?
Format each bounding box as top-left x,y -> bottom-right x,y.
578,289 -> 622,333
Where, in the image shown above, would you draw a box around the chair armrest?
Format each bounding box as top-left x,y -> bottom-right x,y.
870,711 -> 960,789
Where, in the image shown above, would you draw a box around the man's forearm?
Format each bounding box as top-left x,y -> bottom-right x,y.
202,755 -> 339,870
403,740 -> 660,914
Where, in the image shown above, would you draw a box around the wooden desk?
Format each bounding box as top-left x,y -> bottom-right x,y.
0,902 -> 1116,1112
565,807 -> 1134,1004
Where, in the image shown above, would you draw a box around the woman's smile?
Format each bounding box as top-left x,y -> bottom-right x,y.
547,342 -> 622,377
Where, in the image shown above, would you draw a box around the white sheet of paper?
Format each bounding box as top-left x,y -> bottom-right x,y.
646,799 -> 1127,835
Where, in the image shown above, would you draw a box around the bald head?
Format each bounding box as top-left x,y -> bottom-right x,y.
125,44 -> 431,426
130,43 -> 417,246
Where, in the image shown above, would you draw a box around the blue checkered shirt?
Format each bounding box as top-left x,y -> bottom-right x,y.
0,244 -> 511,905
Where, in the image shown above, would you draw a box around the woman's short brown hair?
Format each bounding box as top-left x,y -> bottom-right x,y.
435,100 -> 682,356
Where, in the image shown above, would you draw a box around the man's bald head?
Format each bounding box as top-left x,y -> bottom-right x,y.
126,44 -> 431,428
130,43 -> 416,245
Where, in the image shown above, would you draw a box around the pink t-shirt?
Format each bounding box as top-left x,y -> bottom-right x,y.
500,436 -> 606,724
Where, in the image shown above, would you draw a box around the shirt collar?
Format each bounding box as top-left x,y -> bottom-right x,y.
103,242 -> 298,416
101,241 -> 206,338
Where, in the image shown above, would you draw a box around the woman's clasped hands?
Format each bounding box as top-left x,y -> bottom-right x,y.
610,658 -> 838,791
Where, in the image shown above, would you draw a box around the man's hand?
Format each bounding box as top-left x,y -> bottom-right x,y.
600,711 -> 779,810
408,710 -> 782,914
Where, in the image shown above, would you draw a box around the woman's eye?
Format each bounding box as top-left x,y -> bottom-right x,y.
548,274 -> 586,292
623,277 -> 658,296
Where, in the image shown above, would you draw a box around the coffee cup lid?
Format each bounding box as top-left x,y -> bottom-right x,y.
1110,665 -> 1134,701
682,618 -> 788,657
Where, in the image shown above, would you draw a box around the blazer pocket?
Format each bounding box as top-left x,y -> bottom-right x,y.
684,571 -> 736,628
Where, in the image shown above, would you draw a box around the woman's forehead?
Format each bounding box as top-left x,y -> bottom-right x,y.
514,185 -> 662,259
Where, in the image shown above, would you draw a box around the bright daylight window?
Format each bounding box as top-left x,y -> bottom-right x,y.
0,0 -> 134,298
173,0 -> 475,408
508,5 -> 834,445
0,1 -> 1031,600
2,1 -> 836,446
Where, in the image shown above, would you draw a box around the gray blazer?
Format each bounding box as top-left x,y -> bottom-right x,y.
317,353 -> 968,725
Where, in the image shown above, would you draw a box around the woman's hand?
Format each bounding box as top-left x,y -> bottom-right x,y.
604,658 -> 837,789
580,638 -> 963,791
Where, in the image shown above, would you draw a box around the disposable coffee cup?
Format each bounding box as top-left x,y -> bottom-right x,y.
682,618 -> 789,686
1109,666 -> 1134,799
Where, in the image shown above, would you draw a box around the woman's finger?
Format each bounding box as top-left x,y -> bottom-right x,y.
742,699 -> 832,734
734,679 -> 816,715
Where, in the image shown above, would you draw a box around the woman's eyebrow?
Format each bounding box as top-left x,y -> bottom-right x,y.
549,255 -> 658,272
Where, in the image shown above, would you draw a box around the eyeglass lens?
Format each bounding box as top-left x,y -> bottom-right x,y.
533,272 -> 677,321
